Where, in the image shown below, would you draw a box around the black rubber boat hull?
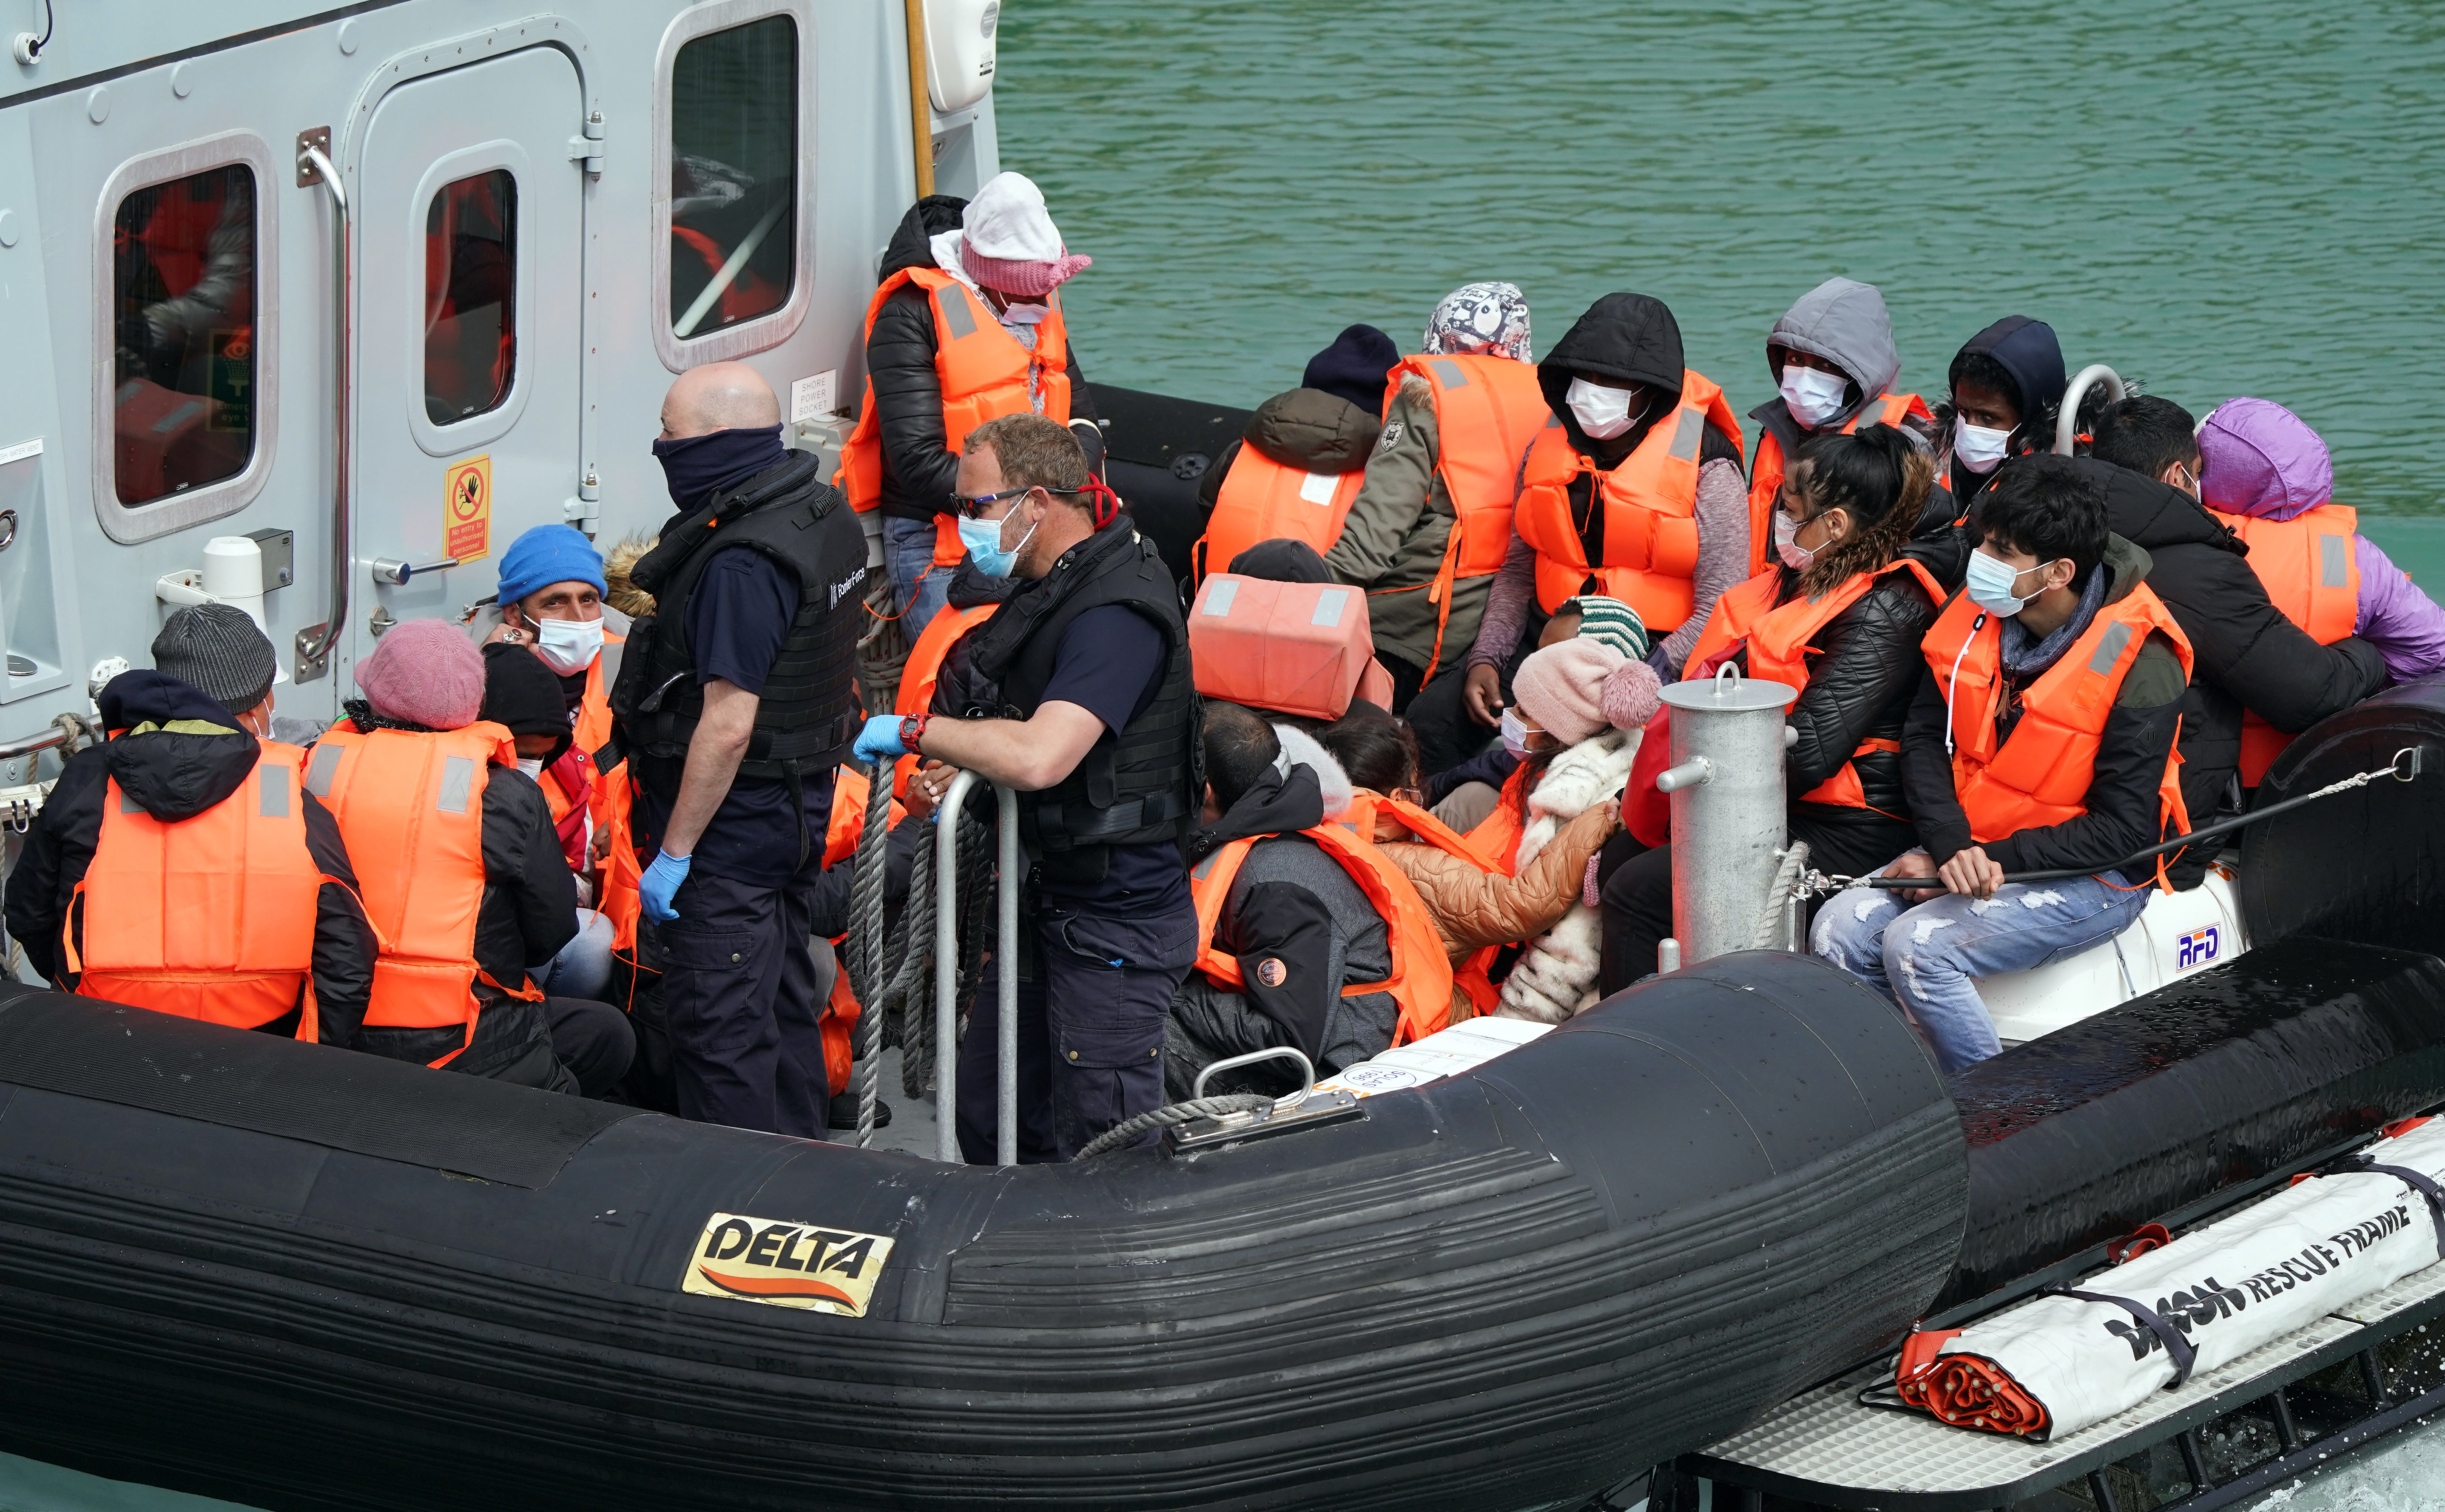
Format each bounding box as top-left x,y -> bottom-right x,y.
0,951 -> 1959,1512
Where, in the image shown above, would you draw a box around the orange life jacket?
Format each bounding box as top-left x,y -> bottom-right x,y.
1511,369 -> 1745,629
1194,446 -> 1366,583
1343,788 -> 1501,1019
307,721 -> 541,1065
2206,503 -> 2362,786
1188,816 -> 1456,1049
1920,585 -> 2194,876
1746,392 -> 1930,577
1382,352 -> 1550,677
836,265 -> 1072,572
892,600 -> 998,800
64,741 -> 330,1038
1462,764 -> 1531,876
527,632 -> 642,957
1683,559 -> 1945,811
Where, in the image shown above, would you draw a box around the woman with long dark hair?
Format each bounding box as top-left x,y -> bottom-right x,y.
1597,423 -> 1946,990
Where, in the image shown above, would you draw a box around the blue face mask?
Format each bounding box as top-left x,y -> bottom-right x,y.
1965,547 -> 2048,617
958,509 -> 1038,578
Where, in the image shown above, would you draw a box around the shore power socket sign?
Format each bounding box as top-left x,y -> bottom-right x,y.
683,1212 -> 895,1317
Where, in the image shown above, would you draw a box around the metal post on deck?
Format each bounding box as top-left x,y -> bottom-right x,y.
930,772 -> 1025,1168
1654,665 -> 1799,968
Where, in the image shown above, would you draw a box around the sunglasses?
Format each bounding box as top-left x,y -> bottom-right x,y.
950,484 -> 1036,519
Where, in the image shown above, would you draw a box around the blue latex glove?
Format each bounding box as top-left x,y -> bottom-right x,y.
640,849 -> 693,924
852,712 -> 908,766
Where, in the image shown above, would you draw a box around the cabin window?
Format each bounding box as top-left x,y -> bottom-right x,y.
424,170 -> 518,426
668,14 -> 798,341
110,164 -> 258,506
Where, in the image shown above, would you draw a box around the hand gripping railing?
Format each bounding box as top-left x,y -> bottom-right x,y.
843,764 -> 1022,1167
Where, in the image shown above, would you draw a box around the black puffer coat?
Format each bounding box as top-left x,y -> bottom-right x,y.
2084,459 -> 2386,879
865,197 -> 1098,523
1726,564 -> 1940,820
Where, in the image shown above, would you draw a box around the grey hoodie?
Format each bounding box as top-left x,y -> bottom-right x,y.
1749,277 -> 1908,460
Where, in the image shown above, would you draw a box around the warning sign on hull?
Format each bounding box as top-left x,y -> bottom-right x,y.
681,1212 -> 894,1317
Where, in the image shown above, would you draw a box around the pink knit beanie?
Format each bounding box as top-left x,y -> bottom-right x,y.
355,618 -> 486,731
956,172 -> 1091,298
1513,639 -> 1626,746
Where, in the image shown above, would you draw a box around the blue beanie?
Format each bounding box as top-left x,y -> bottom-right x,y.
497,524 -> 606,609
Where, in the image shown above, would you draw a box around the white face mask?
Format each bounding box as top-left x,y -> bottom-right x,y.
1779,364 -> 1851,430
996,297 -> 1052,326
1499,707 -> 1535,759
1565,377 -> 1645,441
532,614 -> 605,676
516,756 -> 545,779
1964,547 -> 2058,617
1954,418 -> 2014,476
1773,509 -> 1817,571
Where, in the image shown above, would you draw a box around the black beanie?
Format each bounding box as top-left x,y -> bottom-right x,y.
151,603 -> 277,714
1227,538 -> 1333,583
1301,324 -> 1399,415
479,643 -> 573,765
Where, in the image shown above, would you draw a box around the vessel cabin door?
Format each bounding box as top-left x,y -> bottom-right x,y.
347,43 -> 587,676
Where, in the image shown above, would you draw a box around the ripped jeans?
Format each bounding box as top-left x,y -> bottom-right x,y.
1808,850 -> 2150,1074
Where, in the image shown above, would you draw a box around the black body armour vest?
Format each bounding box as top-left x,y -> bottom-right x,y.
964,518 -> 1203,886
611,453 -> 867,786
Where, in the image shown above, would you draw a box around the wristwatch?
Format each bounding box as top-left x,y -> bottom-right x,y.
898,711 -> 930,753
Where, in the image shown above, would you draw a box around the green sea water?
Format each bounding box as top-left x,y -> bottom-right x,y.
996,0 -> 2445,577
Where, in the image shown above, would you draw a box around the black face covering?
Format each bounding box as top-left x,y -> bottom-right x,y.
651,424 -> 789,511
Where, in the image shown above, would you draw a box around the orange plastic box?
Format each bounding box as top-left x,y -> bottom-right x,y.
1189,573 -> 1374,721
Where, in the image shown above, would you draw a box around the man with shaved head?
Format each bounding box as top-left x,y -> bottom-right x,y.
611,361 -> 870,1137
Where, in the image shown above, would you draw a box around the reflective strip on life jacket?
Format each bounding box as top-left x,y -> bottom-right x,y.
835,265 -> 1072,514
1920,584 -> 2194,866
1194,448 -> 1365,585
1745,392 -> 1929,577
1385,352 -> 1549,681
1683,558 -> 1944,811
311,721 -> 538,1063
67,742 -> 325,1037
1512,367 -> 1745,630
1188,819 -> 1456,1048
2208,503 -> 2361,786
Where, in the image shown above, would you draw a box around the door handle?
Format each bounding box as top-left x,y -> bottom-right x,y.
370,557 -> 460,586
293,127 -> 350,683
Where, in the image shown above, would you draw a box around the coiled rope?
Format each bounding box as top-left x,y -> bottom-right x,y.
1748,841 -> 1811,951
842,762 -> 993,1147
1074,1094 -> 1273,1161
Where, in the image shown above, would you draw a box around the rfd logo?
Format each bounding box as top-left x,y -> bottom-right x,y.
2178,926 -> 2221,970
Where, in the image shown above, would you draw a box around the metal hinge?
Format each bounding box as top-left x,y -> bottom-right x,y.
568,110 -> 604,176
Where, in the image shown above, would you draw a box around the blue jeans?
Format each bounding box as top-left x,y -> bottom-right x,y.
884,515 -> 953,642
537,908 -> 615,1001
1808,850 -> 2151,1074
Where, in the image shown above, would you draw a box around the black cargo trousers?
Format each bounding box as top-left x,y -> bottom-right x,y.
955,895 -> 1199,1164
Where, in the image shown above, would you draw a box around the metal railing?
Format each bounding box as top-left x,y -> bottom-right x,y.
930,770 -> 1022,1166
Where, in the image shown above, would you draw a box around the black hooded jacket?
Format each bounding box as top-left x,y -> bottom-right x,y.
1901,536 -> 2190,878
1535,296 -> 1742,581
4,672 -> 378,1046
864,197 -> 1098,523
1939,315 -> 2067,517
2083,458 -> 2387,871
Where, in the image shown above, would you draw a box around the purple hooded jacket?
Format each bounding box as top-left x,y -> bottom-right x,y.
2199,398 -> 2445,683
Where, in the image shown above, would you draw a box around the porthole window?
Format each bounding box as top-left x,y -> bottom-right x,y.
425,169 -> 518,426
111,163 -> 257,506
654,3 -> 810,369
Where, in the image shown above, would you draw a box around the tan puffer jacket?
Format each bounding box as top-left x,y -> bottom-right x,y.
1368,802 -> 1620,1027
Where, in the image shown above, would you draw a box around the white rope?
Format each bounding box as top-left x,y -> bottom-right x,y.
1748,841 -> 1811,951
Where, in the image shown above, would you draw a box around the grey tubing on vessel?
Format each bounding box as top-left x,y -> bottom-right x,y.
0,952 -> 1964,1512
